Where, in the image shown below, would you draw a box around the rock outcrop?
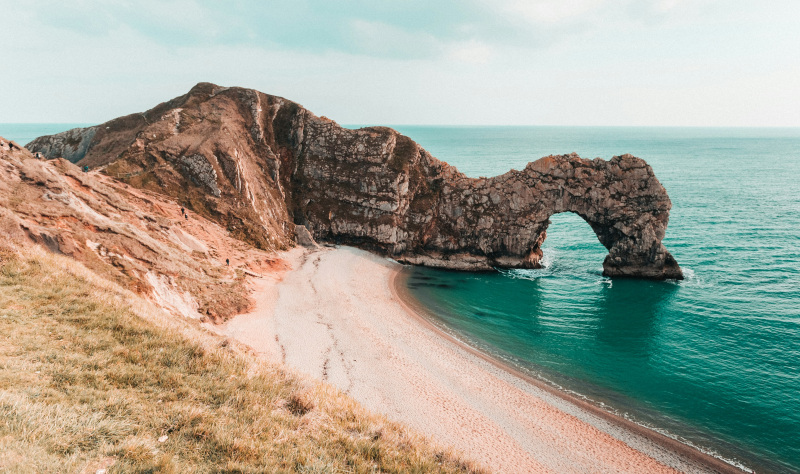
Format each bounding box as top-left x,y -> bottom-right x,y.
27,82 -> 682,279
0,136 -> 283,322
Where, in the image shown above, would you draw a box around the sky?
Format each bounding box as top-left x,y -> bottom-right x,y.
1,0 -> 799,126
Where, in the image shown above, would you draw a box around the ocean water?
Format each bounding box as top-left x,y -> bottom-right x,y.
393,126 -> 800,472
3,123 -> 798,471
0,124 -> 91,147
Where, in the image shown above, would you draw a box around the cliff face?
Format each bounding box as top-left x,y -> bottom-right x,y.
27,82 -> 682,279
0,136 -> 282,322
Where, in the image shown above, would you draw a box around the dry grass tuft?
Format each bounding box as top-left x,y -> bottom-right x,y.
0,242 -> 484,473
287,389 -> 316,417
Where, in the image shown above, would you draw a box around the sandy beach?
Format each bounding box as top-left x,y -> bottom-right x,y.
222,246 -> 739,473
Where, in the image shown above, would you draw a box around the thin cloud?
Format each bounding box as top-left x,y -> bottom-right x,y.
2,0 -> 798,126
9,0 -> 711,60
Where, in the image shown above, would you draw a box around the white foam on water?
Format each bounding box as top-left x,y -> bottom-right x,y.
540,247 -> 556,269
671,266 -> 713,289
596,278 -> 612,288
498,248 -> 561,281
501,268 -> 550,281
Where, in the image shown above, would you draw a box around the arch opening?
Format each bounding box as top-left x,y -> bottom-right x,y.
539,212 -> 608,273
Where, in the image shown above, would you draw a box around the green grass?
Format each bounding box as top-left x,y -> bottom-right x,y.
0,244 -> 481,473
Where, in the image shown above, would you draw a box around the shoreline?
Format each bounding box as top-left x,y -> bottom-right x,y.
221,246 -> 744,473
391,266 -> 745,474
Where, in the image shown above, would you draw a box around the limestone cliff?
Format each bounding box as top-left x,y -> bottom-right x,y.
28,82 -> 682,279
0,136 -> 282,322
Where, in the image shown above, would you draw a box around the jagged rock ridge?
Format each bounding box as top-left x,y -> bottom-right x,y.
28,82 -> 683,279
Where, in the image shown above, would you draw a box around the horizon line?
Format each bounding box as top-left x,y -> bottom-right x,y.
2,122 -> 800,129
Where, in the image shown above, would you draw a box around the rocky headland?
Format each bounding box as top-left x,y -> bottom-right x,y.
26,82 -> 682,279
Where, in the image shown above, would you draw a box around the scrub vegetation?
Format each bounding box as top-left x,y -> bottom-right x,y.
0,243 -> 480,473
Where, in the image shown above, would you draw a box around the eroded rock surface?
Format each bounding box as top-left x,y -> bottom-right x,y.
27,82 -> 682,279
0,136 -> 284,322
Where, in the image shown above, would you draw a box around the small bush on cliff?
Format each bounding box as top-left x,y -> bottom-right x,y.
388,135 -> 417,173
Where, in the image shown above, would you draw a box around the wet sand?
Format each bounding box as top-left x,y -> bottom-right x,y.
222,246 -> 740,473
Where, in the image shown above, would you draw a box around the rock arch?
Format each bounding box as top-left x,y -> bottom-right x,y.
407,153 -> 683,279
281,113 -> 681,280
541,154 -> 681,280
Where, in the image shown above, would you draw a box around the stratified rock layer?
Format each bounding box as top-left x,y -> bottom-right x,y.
0,136 -> 282,322
28,82 -> 682,279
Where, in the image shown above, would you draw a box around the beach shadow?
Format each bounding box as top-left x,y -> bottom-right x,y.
407,267 -> 547,346
593,279 -> 678,358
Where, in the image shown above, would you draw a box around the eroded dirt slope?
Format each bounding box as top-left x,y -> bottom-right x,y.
0,136 -> 285,322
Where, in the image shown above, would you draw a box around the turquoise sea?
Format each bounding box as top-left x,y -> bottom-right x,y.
0,124 -> 92,148
3,124 -> 798,472
391,126 -> 800,473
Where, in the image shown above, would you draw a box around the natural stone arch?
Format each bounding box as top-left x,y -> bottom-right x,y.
414,153 -> 683,279
277,115 -> 683,279
533,155 -> 682,280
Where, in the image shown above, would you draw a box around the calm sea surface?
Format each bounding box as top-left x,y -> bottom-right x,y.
3,124 -> 799,471
390,126 -> 800,473
0,124 -> 91,147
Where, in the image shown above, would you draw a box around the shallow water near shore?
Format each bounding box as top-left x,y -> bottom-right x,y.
393,126 -> 800,472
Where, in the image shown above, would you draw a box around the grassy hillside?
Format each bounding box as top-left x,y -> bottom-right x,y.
0,243 -> 481,473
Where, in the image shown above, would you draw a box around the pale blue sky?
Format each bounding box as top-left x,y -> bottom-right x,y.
1,0 -> 799,126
